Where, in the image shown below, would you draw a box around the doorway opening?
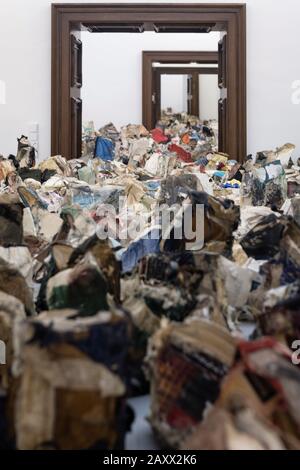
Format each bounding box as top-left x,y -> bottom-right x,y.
51,3 -> 246,161
143,51 -> 219,148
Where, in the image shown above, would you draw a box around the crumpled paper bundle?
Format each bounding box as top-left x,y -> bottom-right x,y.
0,291 -> 26,391
0,158 -> 15,182
16,136 -> 36,169
12,310 -> 130,450
0,259 -> 35,315
146,320 -> 236,448
182,338 -> 300,450
46,256 -> 109,316
0,193 -> 24,246
122,249 -> 252,396
134,249 -> 257,332
181,406 -> 287,450
38,155 -> 73,178
240,147 -> 292,209
259,281 -> 300,344
189,191 -> 240,247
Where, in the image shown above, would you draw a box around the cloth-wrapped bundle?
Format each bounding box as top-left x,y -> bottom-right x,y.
10,310 -> 131,450
146,320 -> 236,448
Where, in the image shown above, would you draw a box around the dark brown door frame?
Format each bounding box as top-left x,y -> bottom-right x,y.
151,67 -> 218,127
154,67 -> 218,75
150,51 -> 219,125
144,50 -> 219,129
52,3 -> 246,161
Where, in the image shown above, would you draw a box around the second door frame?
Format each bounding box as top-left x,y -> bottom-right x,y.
145,51 -> 218,127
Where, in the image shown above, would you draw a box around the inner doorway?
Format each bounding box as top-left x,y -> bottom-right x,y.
144,51 -> 219,145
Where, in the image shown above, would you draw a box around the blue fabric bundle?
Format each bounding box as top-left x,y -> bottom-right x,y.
94,136 -> 115,161
121,227 -> 161,273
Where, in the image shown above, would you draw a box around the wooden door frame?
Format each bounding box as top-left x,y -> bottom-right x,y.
52,3 -> 246,161
154,66 -> 219,122
153,67 -> 218,75
149,54 -> 219,126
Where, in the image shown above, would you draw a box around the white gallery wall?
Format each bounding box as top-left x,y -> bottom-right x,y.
0,0 -> 300,160
160,75 -> 188,114
199,74 -> 219,121
81,31 -> 219,129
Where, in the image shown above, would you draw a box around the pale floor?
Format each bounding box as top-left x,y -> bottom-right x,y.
126,395 -> 158,450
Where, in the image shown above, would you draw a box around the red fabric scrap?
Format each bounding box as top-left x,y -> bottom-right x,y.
151,128 -> 169,144
168,143 -> 193,163
166,406 -> 197,429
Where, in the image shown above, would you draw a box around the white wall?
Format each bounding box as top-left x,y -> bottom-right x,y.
199,74 -> 219,120
161,75 -> 188,114
81,31 -> 219,129
0,0 -> 300,160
